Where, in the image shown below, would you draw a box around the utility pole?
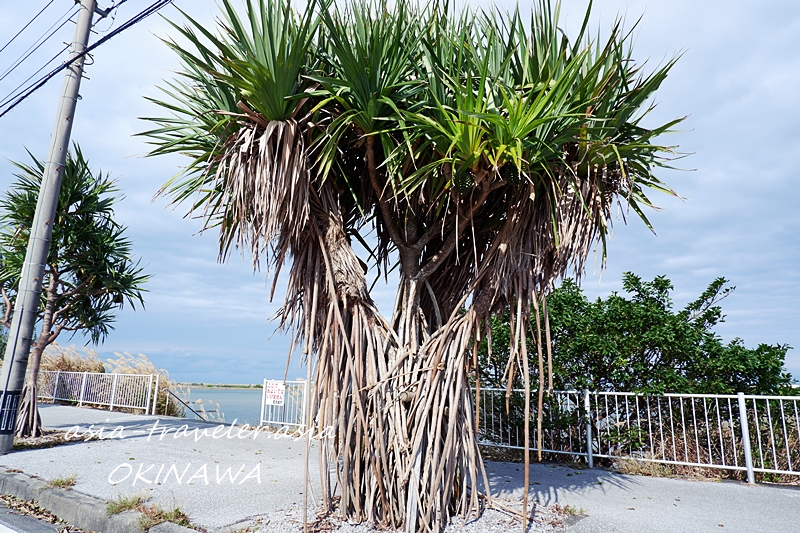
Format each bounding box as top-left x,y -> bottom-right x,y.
0,0 -> 97,454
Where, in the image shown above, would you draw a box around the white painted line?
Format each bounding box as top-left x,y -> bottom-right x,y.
0,524 -> 18,533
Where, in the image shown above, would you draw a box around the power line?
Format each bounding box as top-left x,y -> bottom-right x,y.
1,0 -> 142,104
110,0 -> 131,11
0,0 -> 56,55
0,4 -> 79,83
0,44 -> 70,108
0,0 -> 175,119
0,0 -> 133,89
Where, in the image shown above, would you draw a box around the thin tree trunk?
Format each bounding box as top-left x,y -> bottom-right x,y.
15,273 -> 57,438
532,292 -> 545,462
14,338 -> 48,439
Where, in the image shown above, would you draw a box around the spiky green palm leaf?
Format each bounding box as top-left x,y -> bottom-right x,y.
305,0 -> 427,251
140,0 -> 318,264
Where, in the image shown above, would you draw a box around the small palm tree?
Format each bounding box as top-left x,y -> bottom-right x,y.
142,0 -> 682,530
0,144 -> 149,438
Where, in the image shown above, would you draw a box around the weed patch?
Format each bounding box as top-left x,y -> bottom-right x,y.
556,504 -> 586,516
106,495 -> 197,531
106,494 -> 147,515
139,504 -> 192,530
46,473 -> 77,489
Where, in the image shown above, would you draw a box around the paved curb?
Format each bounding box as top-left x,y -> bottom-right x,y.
0,470 -> 196,533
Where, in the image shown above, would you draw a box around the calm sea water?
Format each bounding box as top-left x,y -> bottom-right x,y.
180,388 -> 263,426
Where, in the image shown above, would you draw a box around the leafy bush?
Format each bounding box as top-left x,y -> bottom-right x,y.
479,273 -> 795,395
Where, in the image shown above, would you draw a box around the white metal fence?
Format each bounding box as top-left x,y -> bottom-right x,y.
476,388 -> 800,482
259,379 -> 308,428
253,381 -> 800,482
37,370 -> 159,414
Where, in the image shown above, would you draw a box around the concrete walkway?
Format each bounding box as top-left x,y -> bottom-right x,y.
3,405 -> 315,531
1,405 -> 798,532
485,461 -> 800,532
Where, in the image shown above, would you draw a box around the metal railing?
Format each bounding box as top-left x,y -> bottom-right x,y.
259,379 -> 308,428
37,370 -> 159,414
477,388 -> 589,460
163,388 -> 207,421
252,381 -> 800,482
476,388 -> 800,482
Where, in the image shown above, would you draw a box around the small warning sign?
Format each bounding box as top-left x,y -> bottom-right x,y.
263,380 -> 286,406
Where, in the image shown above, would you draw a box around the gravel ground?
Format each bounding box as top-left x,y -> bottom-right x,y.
220,499 -> 571,533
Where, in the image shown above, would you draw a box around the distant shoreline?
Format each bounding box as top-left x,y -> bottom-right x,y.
177,383 -> 263,390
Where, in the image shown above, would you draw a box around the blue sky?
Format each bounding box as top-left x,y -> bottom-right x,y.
0,0 -> 797,384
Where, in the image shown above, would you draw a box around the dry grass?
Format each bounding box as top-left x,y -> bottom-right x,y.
479,445 -> 591,469
41,344 -> 105,373
553,503 -> 585,516
158,382 -> 190,419
106,494 -> 147,515
138,504 -> 192,530
106,494 -> 195,530
480,445 -> 528,463
13,429 -> 87,450
169,383 -> 226,423
46,473 -> 77,489
188,395 -> 225,423
39,345 -> 184,417
104,351 -> 163,375
612,457 -> 673,478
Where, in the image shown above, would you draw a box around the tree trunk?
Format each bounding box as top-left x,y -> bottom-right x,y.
285,140 -> 525,533
13,382 -> 41,439
14,333 -> 48,439
299,196 -> 489,533
310,295 -> 485,532
14,273 -> 57,439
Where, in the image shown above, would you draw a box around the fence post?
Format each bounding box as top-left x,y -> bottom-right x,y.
78,371 -> 87,407
109,374 -> 119,412
737,392 -> 755,484
145,375 -> 153,416
151,374 -> 160,415
584,389 -> 594,468
52,370 -> 61,403
259,378 -> 267,426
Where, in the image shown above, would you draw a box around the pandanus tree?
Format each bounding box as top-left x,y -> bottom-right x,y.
0,146 -> 149,437
142,0 -> 682,530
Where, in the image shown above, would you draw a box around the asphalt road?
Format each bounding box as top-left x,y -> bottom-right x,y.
0,502 -> 61,533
